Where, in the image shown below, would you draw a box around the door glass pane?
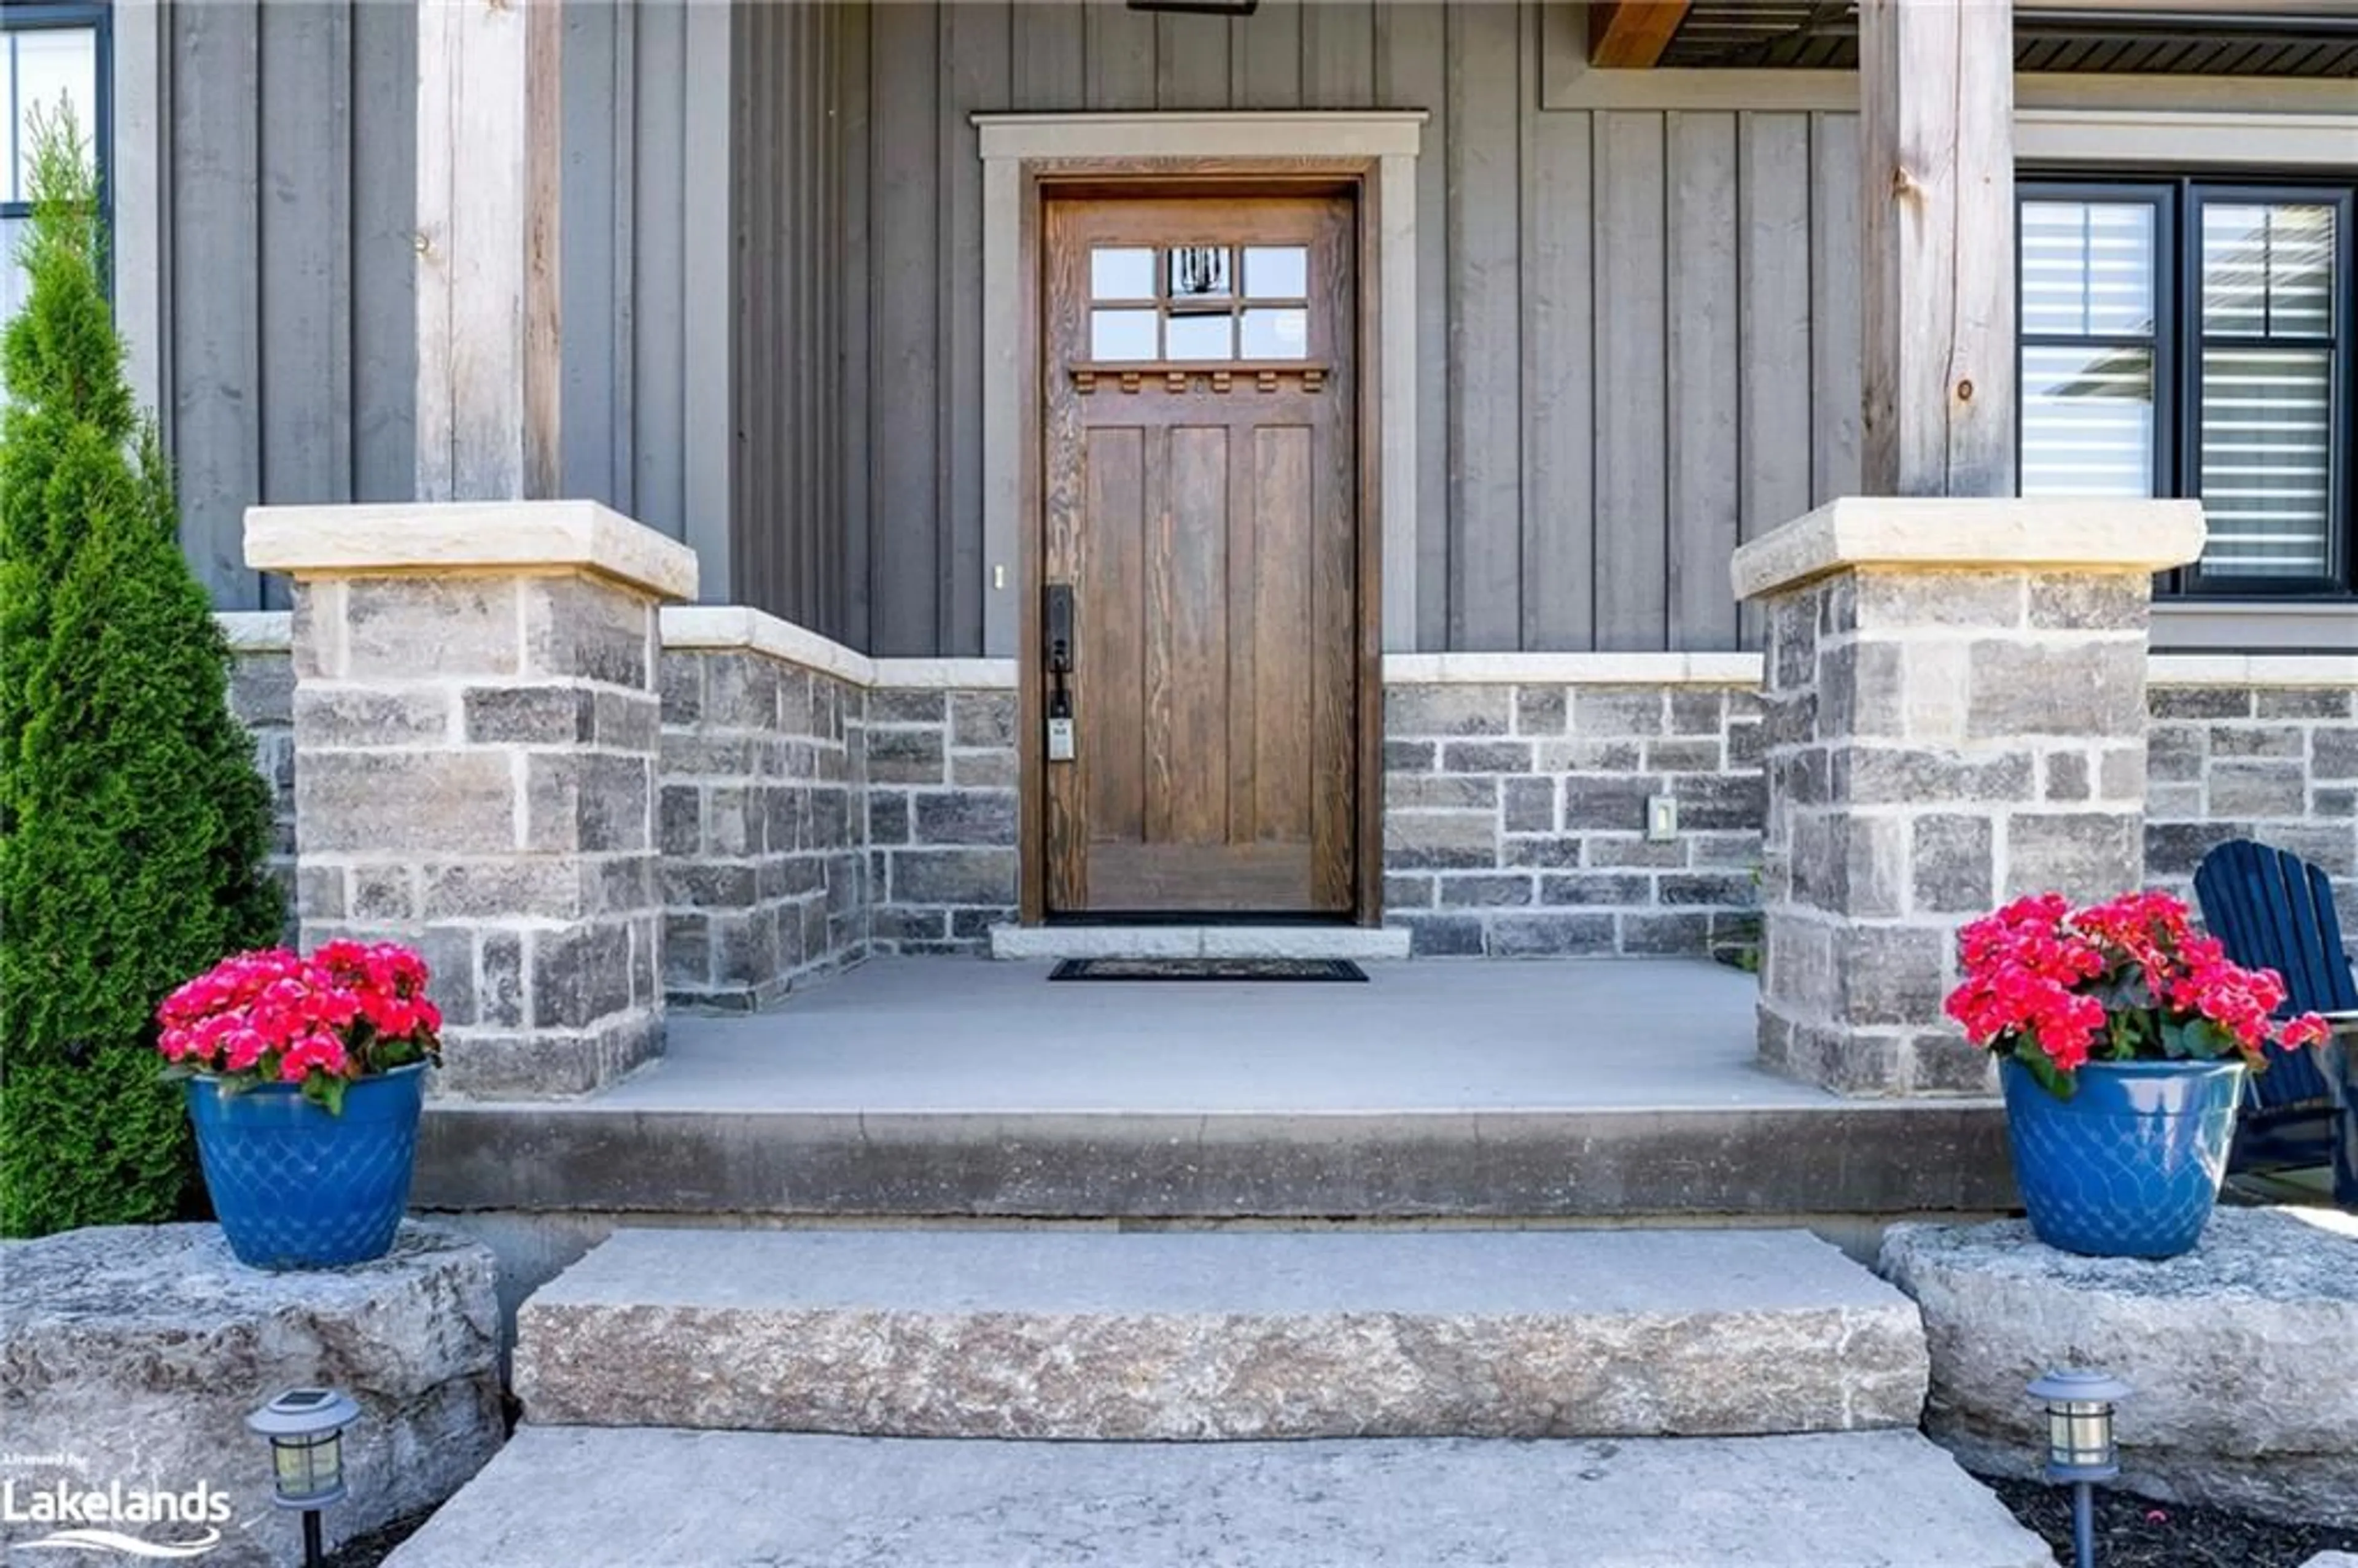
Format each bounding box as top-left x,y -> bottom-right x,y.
2199,346 -> 2332,578
1090,309 -> 1158,361
1243,246 -> 1308,299
1163,312 -> 1233,362
1241,308 -> 1309,360
2021,201 -> 2155,338
2203,202 -> 2336,339
1168,246 -> 1232,301
2021,345 -> 2154,499
1090,247 -> 1154,301
8,27 -> 101,203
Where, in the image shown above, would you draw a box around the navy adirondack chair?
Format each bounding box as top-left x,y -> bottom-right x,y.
2193,839 -> 2358,1204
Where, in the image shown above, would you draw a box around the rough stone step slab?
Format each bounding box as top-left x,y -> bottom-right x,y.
1880,1209 -> 2358,1529
515,1227 -> 1929,1438
0,1222 -> 502,1568
385,1426 -> 2052,1568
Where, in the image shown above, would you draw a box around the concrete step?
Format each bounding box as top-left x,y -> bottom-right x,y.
514,1227 -> 1928,1439
416,1096 -> 2015,1220
413,958 -> 2017,1222
987,923 -> 1412,960
385,1426 -> 2053,1568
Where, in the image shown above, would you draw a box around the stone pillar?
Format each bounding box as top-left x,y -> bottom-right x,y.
1730,498 -> 2205,1097
246,502 -> 698,1098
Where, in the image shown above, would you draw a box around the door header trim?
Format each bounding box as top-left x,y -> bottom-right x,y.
976,112 -> 1426,163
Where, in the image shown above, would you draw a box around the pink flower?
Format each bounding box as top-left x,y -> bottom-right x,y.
156,941 -> 442,1084
277,1031 -> 351,1084
222,1028 -> 268,1073
1944,890 -> 2320,1086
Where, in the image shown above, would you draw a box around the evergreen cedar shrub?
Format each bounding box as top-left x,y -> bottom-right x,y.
0,110 -> 283,1236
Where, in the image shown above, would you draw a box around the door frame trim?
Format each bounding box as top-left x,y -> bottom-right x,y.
986,123 -> 1418,926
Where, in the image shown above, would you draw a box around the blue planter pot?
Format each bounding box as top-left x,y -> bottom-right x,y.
2001,1057 -> 2244,1260
186,1065 -> 426,1270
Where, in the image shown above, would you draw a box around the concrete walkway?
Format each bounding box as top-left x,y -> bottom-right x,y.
383,1426 -> 2056,1568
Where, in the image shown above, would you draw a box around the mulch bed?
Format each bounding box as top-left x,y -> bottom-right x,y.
323,1508 -> 437,1568
1984,1473 -> 2358,1568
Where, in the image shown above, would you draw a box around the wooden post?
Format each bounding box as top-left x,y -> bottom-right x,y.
1589,1 -> 1693,69
415,0 -> 563,502
1857,0 -> 2016,499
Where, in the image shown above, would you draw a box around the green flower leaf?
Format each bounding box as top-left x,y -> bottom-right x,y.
2019,1047 -> 2075,1100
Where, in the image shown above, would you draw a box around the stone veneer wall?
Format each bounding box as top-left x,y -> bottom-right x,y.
658,647 -> 870,1008
276,569 -> 672,1097
221,615 -> 2351,974
865,687 -> 1021,954
2145,679 -> 2358,957
1751,567 -> 2162,1095
1380,676 -> 1766,959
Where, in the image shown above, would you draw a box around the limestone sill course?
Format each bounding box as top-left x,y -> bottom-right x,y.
1731,497 -> 2208,601
245,500 -> 699,602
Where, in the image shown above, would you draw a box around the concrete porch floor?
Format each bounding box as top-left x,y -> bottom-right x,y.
627,957 -> 1831,1114
413,957 -> 2017,1224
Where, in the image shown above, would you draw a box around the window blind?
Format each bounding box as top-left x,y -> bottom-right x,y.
2020,200 -> 2158,500
2197,201 -> 2337,580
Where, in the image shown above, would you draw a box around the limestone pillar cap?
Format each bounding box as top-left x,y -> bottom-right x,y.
244,500 -> 700,602
1730,497 -> 2206,602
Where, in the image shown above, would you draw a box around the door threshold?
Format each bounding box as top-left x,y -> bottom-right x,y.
1045,911 -> 1352,927
989,924 -> 1411,963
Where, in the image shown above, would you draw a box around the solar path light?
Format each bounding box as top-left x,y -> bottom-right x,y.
2028,1368 -> 2131,1568
248,1387 -> 361,1568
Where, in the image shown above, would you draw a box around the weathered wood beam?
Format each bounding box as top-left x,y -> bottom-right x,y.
416,0 -> 563,502
1858,0 -> 2017,498
1589,1 -> 1693,69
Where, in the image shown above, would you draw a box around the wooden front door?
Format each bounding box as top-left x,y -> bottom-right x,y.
1040,193 -> 1360,917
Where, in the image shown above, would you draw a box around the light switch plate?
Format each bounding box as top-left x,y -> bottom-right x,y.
1047,716 -> 1076,762
1645,794 -> 1678,842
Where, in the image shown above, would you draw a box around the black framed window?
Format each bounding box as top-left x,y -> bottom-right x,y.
2,1 -> 110,322
2019,176 -> 2356,597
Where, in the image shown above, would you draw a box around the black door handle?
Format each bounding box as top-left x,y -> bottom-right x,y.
1043,585 -> 1076,760
1045,584 -> 1075,674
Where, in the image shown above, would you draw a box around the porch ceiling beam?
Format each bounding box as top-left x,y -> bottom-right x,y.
1587,1 -> 1694,68
414,0 -> 564,502
1858,0 -> 2017,498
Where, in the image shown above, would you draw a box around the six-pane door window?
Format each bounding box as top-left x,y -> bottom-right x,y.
1087,244 -> 1312,364
2020,179 -> 2354,595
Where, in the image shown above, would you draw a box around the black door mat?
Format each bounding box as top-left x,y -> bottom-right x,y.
1049,958 -> 1369,982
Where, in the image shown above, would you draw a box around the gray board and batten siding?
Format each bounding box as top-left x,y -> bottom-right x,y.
131,0 -> 729,612
134,1 -> 2345,656
788,0 -> 1866,657
133,0 -> 1855,650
